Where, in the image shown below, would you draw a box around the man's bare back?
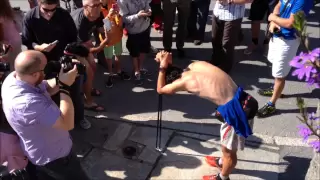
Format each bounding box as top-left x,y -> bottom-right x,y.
155,51 -> 238,106
182,61 -> 238,105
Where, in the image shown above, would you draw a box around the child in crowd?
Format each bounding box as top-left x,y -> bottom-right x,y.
100,0 -> 131,88
118,0 -> 152,85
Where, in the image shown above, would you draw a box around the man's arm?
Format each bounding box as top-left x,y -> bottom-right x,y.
270,0 -> 304,28
21,12 -> 37,49
157,70 -> 186,94
45,78 -> 59,96
273,1 -> 281,15
26,93 -> 74,131
52,93 -> 74,131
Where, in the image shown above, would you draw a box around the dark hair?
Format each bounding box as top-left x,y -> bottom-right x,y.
165,65 -> 183,84
39,0 -> 60,5
0,0 -> 14,20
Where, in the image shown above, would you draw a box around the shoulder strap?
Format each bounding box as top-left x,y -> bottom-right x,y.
279,0 -> 292,16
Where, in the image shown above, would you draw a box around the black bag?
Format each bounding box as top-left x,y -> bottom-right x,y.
265,0 -> 292,39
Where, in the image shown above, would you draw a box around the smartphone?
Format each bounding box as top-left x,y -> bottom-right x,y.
50,40 -> 59,46
103,19 -> 112,32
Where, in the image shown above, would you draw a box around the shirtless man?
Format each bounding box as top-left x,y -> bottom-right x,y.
155,51 -> 259,180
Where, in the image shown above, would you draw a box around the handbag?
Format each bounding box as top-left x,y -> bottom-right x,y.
265,0 -> 292,39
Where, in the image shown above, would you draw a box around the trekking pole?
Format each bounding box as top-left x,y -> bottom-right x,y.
155,94 -> 163,151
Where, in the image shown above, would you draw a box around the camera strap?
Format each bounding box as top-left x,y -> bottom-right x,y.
155,94 -> 163,151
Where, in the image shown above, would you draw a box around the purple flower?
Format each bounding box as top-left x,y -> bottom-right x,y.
298,125 -> 313,142
309,140 -> 320,152
308,112 -> 320,121
310,48 -> 320,60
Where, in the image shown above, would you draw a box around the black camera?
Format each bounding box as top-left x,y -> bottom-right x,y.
165,65 -> 183,84
44,43 -> 88,79
0,63 -> 10,72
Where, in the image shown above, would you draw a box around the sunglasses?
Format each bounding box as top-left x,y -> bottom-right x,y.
42,7 -> 57,12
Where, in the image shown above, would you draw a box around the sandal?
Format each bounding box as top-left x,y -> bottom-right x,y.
91,88 -> 101,96
205,156 -> 222,169
84,103 -> 105,112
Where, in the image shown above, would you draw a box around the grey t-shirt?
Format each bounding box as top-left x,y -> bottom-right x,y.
118,0 -> 151,34
71,8 -> 104,43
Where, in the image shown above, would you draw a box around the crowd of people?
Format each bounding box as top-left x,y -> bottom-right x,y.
0,0 -> 313,179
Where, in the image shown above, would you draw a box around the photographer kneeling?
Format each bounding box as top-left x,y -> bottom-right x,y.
1,50 -> 89,179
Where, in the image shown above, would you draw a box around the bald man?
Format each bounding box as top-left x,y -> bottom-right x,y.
1,50 -> 90,179
155,51 -> 258,180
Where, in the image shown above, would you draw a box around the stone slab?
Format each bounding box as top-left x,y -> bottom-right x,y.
150,133 -> 280,180
82,149 -> 153,180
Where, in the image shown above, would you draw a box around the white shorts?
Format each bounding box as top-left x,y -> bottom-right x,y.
267,37 -> 300,78
220,119 -> 254,151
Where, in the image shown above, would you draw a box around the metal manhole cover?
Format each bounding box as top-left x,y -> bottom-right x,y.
122,146 -> 137,158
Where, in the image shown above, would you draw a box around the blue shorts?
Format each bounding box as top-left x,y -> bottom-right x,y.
216,87 -> 258,138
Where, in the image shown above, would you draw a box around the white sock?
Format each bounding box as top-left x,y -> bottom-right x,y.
218,157 -> 223,166
219,173 -> 229,180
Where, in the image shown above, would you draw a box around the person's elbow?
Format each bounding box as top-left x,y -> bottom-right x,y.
53,116 -> 74,131
157,87 -> 174,95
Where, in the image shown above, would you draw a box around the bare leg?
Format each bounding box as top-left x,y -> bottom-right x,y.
270,77 -> 285,104
221,146 -> 237,178
114,55 -> 121,73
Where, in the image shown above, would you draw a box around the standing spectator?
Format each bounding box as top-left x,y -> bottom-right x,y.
22,0 -> 91,129
72,0 -> 83,11
71,0 -> 108,112
28,0 -> 38,9
244,0 -> 278,55
100,0 -> 131,88
187,0 -> 211,46
1,50 -> 90,179
150,0 -> 163,33
210,0 -> 252,74
162,0 -> 192,58
0,0 -> 22,71
257,0 -> 305,117
118,0 -> 152,85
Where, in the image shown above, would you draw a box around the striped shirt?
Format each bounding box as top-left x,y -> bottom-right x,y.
213,2 -> 245,21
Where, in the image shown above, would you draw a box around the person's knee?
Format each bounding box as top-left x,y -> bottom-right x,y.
222,146 -> 237,164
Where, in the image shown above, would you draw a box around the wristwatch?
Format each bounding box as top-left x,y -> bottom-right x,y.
159,66 -> 166,73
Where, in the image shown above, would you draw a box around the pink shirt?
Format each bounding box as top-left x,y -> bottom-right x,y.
0,17 -> 22,48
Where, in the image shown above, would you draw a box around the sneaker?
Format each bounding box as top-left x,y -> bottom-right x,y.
118,71 -> 131,80
106,76 -> 113,88
140,68 -> 152,76
80,118 -> 91,129
203,174 -> 230,180
135,74 -> 143,86
258,87 -> 284,98
205,156 -> 222,169
257,103 -> 276,118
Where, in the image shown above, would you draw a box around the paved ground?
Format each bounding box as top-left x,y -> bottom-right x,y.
9,0 -> 320,179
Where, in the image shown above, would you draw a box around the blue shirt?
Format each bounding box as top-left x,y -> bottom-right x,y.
1,72 -> 72,165
276,0 -> 304,39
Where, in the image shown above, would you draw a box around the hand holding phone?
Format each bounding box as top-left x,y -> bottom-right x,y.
103,19 -> 112,32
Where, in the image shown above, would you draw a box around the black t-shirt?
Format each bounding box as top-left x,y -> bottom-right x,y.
70,8 -> 104,43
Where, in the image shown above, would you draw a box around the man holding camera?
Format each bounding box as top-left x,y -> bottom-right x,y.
22,0 -> 92,129
155,51 -> 258,180
257,0 -> 304,117
1,50 -> 90,179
